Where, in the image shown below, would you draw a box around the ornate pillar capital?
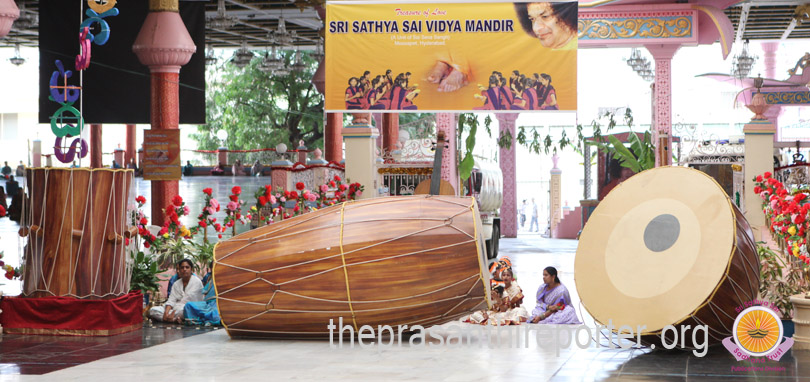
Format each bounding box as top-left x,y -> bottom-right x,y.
149,0 -> 179,12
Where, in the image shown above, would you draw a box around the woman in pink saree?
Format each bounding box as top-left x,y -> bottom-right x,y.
530,266 -> 581,324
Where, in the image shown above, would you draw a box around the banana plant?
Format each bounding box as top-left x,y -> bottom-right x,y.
587,131 -> 655,173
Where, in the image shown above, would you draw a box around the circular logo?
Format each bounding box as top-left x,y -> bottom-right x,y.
733,306 -> 783,356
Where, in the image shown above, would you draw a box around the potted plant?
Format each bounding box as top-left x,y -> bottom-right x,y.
758,243 -> 809,338
189,241 -> 216,285
130,251 -> 162,307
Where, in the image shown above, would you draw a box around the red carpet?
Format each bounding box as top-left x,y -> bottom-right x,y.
0,291 -> 143,336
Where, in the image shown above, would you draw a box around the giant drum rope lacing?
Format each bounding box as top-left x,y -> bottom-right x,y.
19,168 -> 135,299
214,195 -> 492,338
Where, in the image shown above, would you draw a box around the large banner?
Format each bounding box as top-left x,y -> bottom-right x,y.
325,1 -> 577,113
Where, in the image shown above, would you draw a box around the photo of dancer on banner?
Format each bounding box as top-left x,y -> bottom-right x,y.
325,1 -> 577,113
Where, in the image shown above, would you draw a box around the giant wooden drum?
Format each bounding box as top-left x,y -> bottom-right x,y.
20,168 -> 135,299
214,195 -> 491,338
575,166 -> 759,347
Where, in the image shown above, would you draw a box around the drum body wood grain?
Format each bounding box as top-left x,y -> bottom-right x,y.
575,166 -> 759,347
214,195 -> 490,338
21,168 -> 134,299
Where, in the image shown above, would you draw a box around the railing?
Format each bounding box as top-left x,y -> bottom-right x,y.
775,163 -> 810,190
377,165 -> 432,196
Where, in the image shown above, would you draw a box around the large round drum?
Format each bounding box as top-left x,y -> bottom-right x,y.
214,195 -> 491,338
21,168 -> 135,299
576,166 -> 759,346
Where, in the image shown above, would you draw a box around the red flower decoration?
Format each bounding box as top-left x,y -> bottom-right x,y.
135,195 -> 147,204
232,186 -> 241,195
290,191 -> 299,199
334,175 -> 341,182
203,188 -> 213,196
172,195 -> 183,206
259,196 -> 268,206
329,181 -> 336,187
140,217 -> 148,225
296,182 -> 305,190
199,221 -> 207,228
764,172 -> 772,179
229,195 -> 238,202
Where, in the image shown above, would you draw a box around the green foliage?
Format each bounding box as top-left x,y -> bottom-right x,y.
153,237 -> 192,270
191,50 -> 324,163
758,242 -> 810,319
398,113 -> 436,140
189,241 -> 216,276
587,132 -> 654,173
507,108 -> 635,155
458,114 -> 490,181
130,251 -> 162,294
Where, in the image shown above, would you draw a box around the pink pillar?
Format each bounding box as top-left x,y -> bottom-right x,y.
497,113 -> 518,238
436,113 -> 458,193
761,42 -> 778,80
132,0 -> 196,226
647,45 -> 680,167
761,42 -> 780,141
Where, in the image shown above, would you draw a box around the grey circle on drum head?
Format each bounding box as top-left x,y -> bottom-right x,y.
643,214 -> 680,252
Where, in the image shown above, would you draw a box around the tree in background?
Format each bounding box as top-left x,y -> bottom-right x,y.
191,50 -> 324,164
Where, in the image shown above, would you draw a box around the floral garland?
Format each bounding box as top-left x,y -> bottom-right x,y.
195,188 -> 225,241
132,195 -> 155,248
754,171 -> 810,265
250,176 -> 365,226
224,186 -> 250,236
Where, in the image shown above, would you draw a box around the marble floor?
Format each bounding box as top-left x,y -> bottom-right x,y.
1,177 -> 809,380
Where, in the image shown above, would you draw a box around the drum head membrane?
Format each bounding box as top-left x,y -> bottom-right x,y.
575,167 -> 734,333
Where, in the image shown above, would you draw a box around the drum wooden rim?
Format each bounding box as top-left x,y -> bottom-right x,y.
575,166 -> 739,334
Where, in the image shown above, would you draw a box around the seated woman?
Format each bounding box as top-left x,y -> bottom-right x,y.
210,163 -> 226,176
232,160 -> 246,176
529,266 -> 581,324
184,268 -> 221,326
251,160 -> 263,177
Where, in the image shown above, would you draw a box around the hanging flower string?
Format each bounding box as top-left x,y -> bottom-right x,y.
194,188 -> 226,241
132,195 -> 155,249
224,186 -> 250,236
250,176 -> 366,226
754,171 -> 810,265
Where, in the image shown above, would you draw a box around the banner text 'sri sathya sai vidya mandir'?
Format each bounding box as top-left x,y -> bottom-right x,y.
1,0 -> 810,379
